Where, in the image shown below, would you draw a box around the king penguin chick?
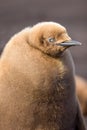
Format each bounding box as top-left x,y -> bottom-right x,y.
76,75 -> 87,116
0,22 -> 86,130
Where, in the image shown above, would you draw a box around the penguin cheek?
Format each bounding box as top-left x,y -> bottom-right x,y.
47,46 -> 62,56
60,46 -> 68,52
56,46 -> 67,54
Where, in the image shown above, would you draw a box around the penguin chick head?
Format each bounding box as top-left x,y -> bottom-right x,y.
29,22 -> 81,57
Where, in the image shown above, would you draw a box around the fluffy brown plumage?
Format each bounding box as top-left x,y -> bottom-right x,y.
0,22 -> 86,130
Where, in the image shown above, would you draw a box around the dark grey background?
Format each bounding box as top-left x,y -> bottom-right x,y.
0,0 -> 87,125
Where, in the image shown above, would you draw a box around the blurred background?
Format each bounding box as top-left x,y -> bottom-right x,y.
0,0 -> 87,79
0,0 -> 87,126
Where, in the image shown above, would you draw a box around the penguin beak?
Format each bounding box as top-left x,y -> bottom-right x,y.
57,40 -> 82,47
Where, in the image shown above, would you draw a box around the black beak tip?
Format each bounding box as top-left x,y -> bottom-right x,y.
71,40 -> 82,46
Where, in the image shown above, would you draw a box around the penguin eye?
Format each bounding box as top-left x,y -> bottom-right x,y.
48,37 -> 55,43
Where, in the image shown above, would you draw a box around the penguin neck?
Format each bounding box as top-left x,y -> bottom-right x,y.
61,50 -> 75,75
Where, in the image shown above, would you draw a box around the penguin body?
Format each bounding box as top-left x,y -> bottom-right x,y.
0,22 -> 86,130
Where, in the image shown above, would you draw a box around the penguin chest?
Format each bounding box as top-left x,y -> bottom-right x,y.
28,57 -> 76,130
